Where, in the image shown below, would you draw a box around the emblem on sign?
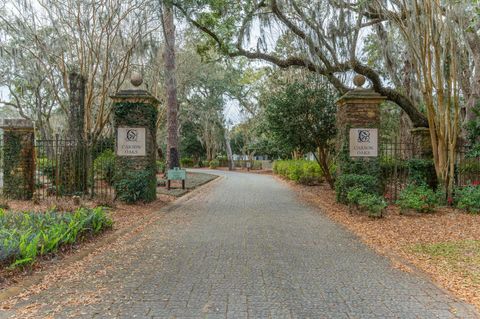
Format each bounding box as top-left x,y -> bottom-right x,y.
357,130 -> 370,143
126,129 -> 137,142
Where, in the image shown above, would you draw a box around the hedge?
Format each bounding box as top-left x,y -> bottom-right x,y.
273,160 -> 323,185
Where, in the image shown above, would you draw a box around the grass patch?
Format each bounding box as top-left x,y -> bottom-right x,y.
410,240 -> 480,285
0,207 -> 113,268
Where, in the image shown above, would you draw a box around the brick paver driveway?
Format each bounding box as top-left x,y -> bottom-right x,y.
2,170 -> 478,318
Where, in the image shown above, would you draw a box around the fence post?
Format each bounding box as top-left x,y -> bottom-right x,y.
55,133 -> 60,200
88,133 -> 95,199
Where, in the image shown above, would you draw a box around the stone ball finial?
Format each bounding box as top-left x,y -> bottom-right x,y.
131,71 -> 143,87
353,74 -> 366,88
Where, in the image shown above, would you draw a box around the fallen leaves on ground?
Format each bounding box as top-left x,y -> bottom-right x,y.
0,173 -> 219,318
279,177 -> 480,311
0,195 -> 173,291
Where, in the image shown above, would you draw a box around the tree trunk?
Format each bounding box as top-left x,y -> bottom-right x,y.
465,32 -> 480,124
224,129 -> 234,171
68,72 -> 86,144
314,147 -> 334,189
162,2 -> 180,169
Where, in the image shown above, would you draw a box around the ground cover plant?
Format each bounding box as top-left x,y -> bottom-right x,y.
397,184 -> 437,213
455,185 -> 480,214
0,207 -> 112,268
273,160 -> 323,185
335,174 -> 386,217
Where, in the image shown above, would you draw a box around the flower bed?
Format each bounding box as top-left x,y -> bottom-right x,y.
0,207 -> 112,268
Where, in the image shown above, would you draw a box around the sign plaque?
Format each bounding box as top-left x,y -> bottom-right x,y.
117,127 -> 146,156
349,128 -> 378,157
167,167 -> 187,181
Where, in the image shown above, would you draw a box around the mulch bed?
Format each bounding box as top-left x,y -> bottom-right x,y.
279,177 -> 480,311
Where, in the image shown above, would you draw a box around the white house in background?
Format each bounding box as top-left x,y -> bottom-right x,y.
304,152 -> 316,161
232,154 -> 248,161
232,154 -> 269,161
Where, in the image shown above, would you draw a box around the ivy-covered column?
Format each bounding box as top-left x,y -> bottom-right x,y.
111,73 -> 159,203
0,119 -> 35,200
334,75 -> 387,216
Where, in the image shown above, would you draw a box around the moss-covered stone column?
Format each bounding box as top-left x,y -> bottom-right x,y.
335,75 -> 387,202
1,119 -> 35,200
411,127 -> 432,158
111,73 -> 159,203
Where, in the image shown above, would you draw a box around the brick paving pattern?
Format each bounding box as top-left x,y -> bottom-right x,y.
2,170 -> 478,318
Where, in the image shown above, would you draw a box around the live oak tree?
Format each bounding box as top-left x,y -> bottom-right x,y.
174,0 -> 429,127
175,0 -> 479,193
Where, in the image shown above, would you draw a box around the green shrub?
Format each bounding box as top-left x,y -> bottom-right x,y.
457,160 -> 480,174
115,170 -> 156,203
157,161 -> 166,174
273,160 -> 323,185
251,160 -> 263,170
455,186 -> 480,214
335,174 -> 387,217
434,187 -> 448,206
406,158 -> 437,188
180,157 -> 195,168
0,207 -> 112,267
339,152 -> 381,177
397,184 -> 437,213
94,150 -> 115,185
335,174 -> 379,204
209,159 -> 219,169
91,137 -> 114,159
357,193 -> 387,218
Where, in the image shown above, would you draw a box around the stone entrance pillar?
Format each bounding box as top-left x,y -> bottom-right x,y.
411,127 -> 432,158
111,73 -> 159,203
0,119 -> 35,200
335,75 -> 386,201
336,76 -> 386,171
